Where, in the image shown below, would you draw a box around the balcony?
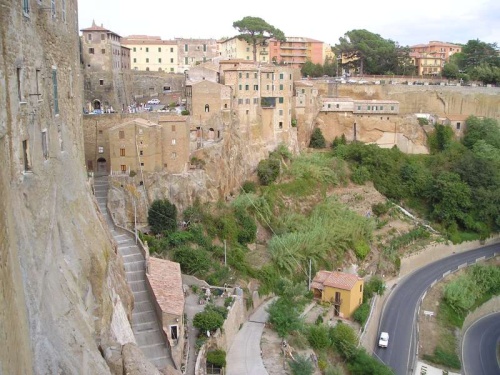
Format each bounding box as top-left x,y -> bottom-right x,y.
280,45 -> 307,50
280,52 -> 307,57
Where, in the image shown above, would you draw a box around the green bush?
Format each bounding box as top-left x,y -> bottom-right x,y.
309,128 -> 326,148
372,202 -> 390,216
167,231 -> 193,247
267,298 -> 302,337
418,117 -> 429,125
363,276 -> 386,302
329,322 -> 358,360
241,180 -> 257,193
206,349 -> 226,367
181,109 -> 190,115
354,240 -> 370,260
423,346 -> 461,370
148,199 -> 178,235
173,246 -> 210,275
193,310 -> 225,334
351,166 -> 371,184
257,158 -> 281,185
347,348 -> 394,375
307,324 -> 331,349
235,208 -> 257,245
289,354 -> 314,375
353,303 -> 370,326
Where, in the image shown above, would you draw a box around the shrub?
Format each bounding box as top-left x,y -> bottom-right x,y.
354,240 -> 370,260
329,322 -> 358,360
372,202 -> 390,216
363,276 -> 386,301
206,349 -> 226,367
241,180 -> 257,193
347,348 -> 394,375
148,199 -> 178,235
309,128 -> 326,148
257,158 -> 280,185
172,246 -> 210,275
307,325 -> 331,349
289,354 -> 314,375
235,208 -> 257,245
267,298 -> 302,337
353,303 -> 370,326
167,231 -> 193,247
291,118 -> 298,127
193,310 -> 225,334
418,117 -> 429,125
351,166 -> 371,184
181,109 -> 190,115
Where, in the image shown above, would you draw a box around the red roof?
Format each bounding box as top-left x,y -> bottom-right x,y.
311,270 -> 361,291
147,258 -> 184,316
81,20 -> 109,32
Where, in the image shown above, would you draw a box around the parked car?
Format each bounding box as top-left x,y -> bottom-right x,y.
378,332 -> 389,348
148,98 -> 160,105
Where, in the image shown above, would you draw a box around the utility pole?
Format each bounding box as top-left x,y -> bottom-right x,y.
134,199 -> 137,244
308,259 -> 312,290
224,239 -> 227,266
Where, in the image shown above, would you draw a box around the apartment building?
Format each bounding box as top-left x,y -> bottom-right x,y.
268,37 -> 326,69
218,36 -> 271,63
122,35 -> 178,72
410,41 -> 462,62
176,38 -> 219,72
81,21 -> 132,112
410,52 -> 445,76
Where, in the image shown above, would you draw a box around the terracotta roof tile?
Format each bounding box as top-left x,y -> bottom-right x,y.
312,270 -> 361,291
147,258 -> 184,316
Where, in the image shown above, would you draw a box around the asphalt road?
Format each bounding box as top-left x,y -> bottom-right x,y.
226,298 -> 276,375
375,243 -> 500,375
462,312 -> 500,375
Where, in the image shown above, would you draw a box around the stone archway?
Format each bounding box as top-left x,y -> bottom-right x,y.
93,99 -> 101,110
208,127 -> 215,140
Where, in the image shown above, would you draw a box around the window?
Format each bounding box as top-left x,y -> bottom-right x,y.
133,58 -> 136,63
101,33 -> 105,41
357,105 -> 361,110
170,58 -> 174,63
98,146 -> 104,153
279,84 -> 283,90
279,97 -> 284,104
35,69 -> 41,98
22,140 -> 31,171
158,47 -> 161,52
279,109 -> 283,116
238,84 -> 242,90
279,73 -> 284,79
336,104 -> 339,108
98,130 -> 103,134
203,44 -> 207,52
246,110 -> 249,114
139,150 -> 143,156
171,139 -> 176,145
41,131 -> 48,159
170,68 -> 174,72
101,48 -> 105,54
120,148 -> 125,156
146,58 -> 149,63
456,122 -> 461,130
245,98 -> 250,104
254,85 -> 258,90
184,44 -> 188,52
119,130 -> 125,139
253,98 -> 258,104
391,106 -> 395,110
51,0 -> 55,18
238,99 -> 243,104
87,34 -> 92,41
99,79 -> 104,86
245,85 -> 249,90
16,67 -> 22,101
367,106 -> 371,110
89,48 -> 94,54
52,68 -> 59,115
22,0 -> 30,16
279,122 -> 283,129
170,47 -> 174,53
171,152 -> 177,159
266,85 -> 269,90
380,106 -> 384,110
120,165 -> 126,172
238,72 -> 242,79
360,284 -> 363,292
158,58 -> 162,63
171,125 -> 176,131
246,73 -> 249,78
133,47 -> 136,52
205,104 -> 209,112
254,72 -> 257,78
145,47 -> 149,52
184,57 -> 188,64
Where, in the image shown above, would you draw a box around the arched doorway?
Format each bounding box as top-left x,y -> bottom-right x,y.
96,157 -> 107,176
93,99 -> 101,110
208,128 -> 215,140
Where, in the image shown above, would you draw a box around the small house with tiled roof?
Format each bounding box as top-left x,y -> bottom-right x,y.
311,270 -> 364,318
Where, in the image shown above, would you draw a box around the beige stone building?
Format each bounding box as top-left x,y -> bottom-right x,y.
176,38 -> 219,72
294,81 -> 321,148
218,36 -> 271,63
80,21 -> 132,112
122,35 -> 178,73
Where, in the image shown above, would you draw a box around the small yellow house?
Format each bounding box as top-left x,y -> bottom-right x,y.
311,270 -> 364,318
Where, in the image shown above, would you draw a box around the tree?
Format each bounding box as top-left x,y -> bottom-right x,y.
257,157 -> 281,185
309,128 -> 326,148
334,30 -> 406,75
442,62 -> 460,79
148,199 -> 178,235
267,298 -> 302,337
233,16 -> 285,62
329,322 -> 358,359
193,310 -> 225,334
289,354 -> 314,375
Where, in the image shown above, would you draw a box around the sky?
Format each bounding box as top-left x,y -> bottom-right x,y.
78,0 -> 500,47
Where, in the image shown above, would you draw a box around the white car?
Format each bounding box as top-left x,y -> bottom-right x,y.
148,98 -> 160,105
378,332 -> 389,348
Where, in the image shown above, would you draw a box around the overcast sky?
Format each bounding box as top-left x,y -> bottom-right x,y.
78,0 -> 499,47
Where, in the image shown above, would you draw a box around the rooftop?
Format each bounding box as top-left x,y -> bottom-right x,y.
311,270 -> 362,291
148,257 -> 184,316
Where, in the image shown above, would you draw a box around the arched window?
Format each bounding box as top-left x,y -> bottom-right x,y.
205,104 -> 209,112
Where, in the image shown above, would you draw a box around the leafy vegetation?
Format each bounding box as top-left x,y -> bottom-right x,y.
309,128 -> 327,148
289,354 -> 314,375
148,199 -> 178,235
206,349 -> 226,367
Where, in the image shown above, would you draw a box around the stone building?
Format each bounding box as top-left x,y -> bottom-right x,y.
84,114 -> 190,176
0,1 -> 134,374
294,81 -> 320,148
81,21 -> 132,112
218,36 -> 271,63
176,38 -> 219,72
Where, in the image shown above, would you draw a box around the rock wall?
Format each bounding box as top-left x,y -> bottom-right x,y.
0,2 -> 134,374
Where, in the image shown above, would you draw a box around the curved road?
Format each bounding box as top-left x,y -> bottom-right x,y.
462,312 -> 500,375
375,243 -> 499,375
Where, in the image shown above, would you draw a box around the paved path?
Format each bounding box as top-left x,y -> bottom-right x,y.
94,177 -> 174,370
226,298 -> 276,375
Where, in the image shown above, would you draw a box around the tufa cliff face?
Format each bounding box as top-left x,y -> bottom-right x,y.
0,1 -> 133,374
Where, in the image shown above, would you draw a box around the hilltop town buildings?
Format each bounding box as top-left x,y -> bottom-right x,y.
410,41 -> 462,76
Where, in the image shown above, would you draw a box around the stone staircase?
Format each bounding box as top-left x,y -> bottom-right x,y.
94,177 -> 174,370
